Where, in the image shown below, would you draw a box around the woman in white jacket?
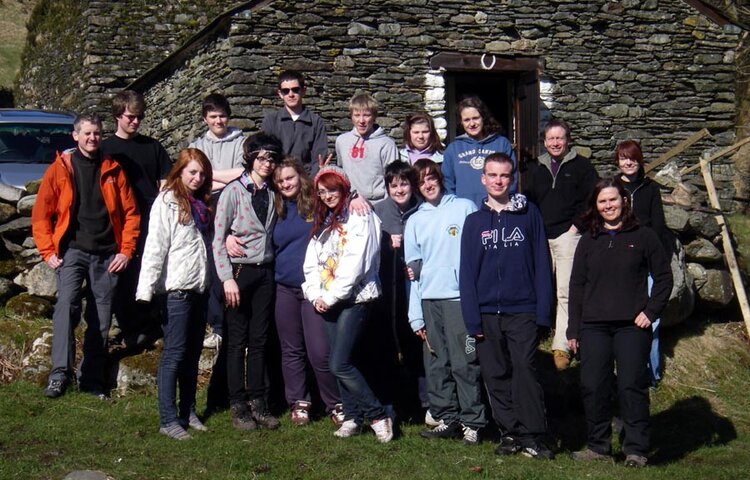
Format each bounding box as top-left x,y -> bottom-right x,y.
137,148 -> 213,440
302,165 -> 392,443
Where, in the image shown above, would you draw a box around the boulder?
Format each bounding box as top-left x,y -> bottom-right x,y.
688,264 -> 735,307
0,202 -> 15,223
113,348 -> 160,395
684,237 -> 723,262
5,293 -> 53,319
2,235 -> 23,253
0,183 -> 23,203
663,205 -> 690,232
25,179 -> 42,195
688,210 -> 721,239
14,262 -> 57,298
653,161 -> 682,189
671,183 -> 693,207
661,239 -> 695,327
0,258 -> 25,277
21,331 -> 53,383
16,195 -> 36,217
0,217 -> 31,235
0,277 -> 18,303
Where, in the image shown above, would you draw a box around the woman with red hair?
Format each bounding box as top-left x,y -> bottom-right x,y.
301,165 -> 393,443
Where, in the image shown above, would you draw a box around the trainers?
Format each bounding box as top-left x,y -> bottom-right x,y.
43,378 -> 67,399
495,435 -> 522,455
462,424 -> 480,446
159,422 -> 192,440
571,447 -> 614,463
371,417 -> 394,443
521,440 -> 555,460
334,419 -> 361,438
188,412 -> 208,431
553,350 -> 571,370
624,454 -> 648,468
330,403 -> 346,427
424,410 -> 440,428
420,420 -> 462,439
291,400 -> 311,426
230,403 -> 257,431
249,398 -> 280,430
203,332 -> 222,349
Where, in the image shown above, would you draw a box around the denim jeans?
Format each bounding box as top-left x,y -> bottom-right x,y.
647,274 -> 661,385
323,302 -> 386,424
158,290 -> 207,427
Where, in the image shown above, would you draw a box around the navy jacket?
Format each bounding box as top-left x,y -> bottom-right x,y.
459,194 -> 553,336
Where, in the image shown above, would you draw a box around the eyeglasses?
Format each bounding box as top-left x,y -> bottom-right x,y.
280,87 -> 302,96
317,189 -> 340,199
121,113 -> 144,122
255,155 -> 274,165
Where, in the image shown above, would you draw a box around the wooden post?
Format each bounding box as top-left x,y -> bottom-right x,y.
699,158 -> 750,336
681,136 -> 750,175
645,128 -> 710,174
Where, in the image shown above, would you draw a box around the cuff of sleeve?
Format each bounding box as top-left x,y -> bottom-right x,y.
410,319 -> 425,332
135,290 -> 152,303
320,292 -> 338,307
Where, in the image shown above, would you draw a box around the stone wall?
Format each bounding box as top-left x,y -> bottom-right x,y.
134,0 -> 742,208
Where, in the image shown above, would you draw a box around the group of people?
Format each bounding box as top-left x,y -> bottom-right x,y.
31,69 -> 673,467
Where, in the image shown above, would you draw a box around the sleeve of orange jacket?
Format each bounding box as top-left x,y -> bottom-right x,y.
31,165 -> 60,262
115,168 -> 141,259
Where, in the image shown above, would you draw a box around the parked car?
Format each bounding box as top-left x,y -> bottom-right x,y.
0,109 -> 76,189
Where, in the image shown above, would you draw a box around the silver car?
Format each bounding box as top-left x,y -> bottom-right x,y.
0,109 -> 76,189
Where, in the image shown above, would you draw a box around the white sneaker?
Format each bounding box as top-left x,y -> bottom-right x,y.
333,419 -> 361,438
371,417 -> 394,443
425,410 -> 440,428
203,332 -> 222,349
329,403 -> 346,427
462,424 -> 480,445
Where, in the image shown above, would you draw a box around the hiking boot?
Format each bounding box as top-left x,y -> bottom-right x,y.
420,420 -> 462,440
330,403 -> 345,427
291,400 -> 311,426
461,424 -> 480,446
553,350 -> 571,370
424,410 -> 440,428
249,398 -> 280,430
334,419 -> 361,438
495,435 -> 522,455
521,439 -> 555,460
624,454 -> 648,468
371,417 -> 394,443
43,378 -> 67,399
571,447 -> 614,463
230,403 -> 257,431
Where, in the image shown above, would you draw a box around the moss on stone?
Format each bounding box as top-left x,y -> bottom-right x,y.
5,293 -> 52,319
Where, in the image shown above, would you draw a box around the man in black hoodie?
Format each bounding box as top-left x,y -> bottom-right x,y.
524,120 -> 598,370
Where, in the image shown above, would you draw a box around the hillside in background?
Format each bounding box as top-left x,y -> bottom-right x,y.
0,0 -> 34,104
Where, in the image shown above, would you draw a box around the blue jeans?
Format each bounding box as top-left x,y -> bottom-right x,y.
323,302 -> 386,424
647,275 -> 661,385
158,290 -> 207,427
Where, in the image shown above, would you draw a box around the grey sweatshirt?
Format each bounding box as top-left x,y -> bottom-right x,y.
188,127 -> 245,172
335,125 -> 398,202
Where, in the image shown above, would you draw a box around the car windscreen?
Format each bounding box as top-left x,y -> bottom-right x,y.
0,123 -> 75,164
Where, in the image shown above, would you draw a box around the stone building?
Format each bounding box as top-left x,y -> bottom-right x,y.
16,0 -> 747,207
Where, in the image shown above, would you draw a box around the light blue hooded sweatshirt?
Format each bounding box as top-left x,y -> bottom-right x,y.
403,193 -> 477,331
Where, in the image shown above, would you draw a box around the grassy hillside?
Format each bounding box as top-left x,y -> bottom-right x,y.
0,0 -> 33,90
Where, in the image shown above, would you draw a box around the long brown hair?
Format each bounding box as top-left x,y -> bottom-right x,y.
402,112 -> 444,153
162,148 -> 213,225
311,172 -> 350,236
457,96 -> 503,137
581,177 -> 638,235
273,157 -> 314,220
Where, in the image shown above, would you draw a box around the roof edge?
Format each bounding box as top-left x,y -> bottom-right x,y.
682,0 -> 750,30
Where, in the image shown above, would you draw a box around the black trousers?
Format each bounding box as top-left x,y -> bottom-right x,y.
477,312 -> 547,441
225,264 -> 274,404
579,321 -> 652,457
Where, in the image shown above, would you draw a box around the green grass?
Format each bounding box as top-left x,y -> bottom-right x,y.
1,318 -> 749,480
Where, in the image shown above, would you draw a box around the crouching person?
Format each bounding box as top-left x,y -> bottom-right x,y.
32,113 -> 140,399
136,149 -> 214,440
459,153 -> 555,459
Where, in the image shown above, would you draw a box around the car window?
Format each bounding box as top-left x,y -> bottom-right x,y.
0,123 -> 75,164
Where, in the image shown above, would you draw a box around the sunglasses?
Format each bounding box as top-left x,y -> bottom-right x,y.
121,113 -> 144,122
279,87 -> 302,96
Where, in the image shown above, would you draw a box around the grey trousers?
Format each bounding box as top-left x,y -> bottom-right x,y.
50,248 -> 118,392
422,299 -> 486,430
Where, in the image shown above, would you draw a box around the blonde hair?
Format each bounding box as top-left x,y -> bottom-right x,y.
349,93 -> 378,117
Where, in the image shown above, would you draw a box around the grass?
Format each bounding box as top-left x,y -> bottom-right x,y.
0,0 -> 32,89
0,316 -> 749,479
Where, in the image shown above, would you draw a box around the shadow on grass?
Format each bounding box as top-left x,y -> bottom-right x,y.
650,395 -> 736,464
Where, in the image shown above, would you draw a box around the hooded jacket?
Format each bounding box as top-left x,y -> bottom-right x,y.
442,133 -> 517,208
524,147 -> 599,239
404,193 -> 477,332
32,149 -> 140,261
459,194 -> 553,336
188,127 -> 245,175
335,125 -> 398,202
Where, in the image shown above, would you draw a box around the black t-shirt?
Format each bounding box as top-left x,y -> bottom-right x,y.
100,134 -> 172,219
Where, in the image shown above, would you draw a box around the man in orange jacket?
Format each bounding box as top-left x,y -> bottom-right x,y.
32,113 -> 140,399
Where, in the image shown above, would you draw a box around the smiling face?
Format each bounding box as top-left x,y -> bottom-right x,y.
596,186 -> 624,228
352,108 -> 375,136
460,107 -> 484,139
481,160 -> 513,203
275,166 -> 301,200
252,150 -> 276,180
72,121 -> 102,158
317,186 -> 342,210
618,155 -> 640,178
387,176 -> 413,209
409,121 -> 432,151
181,160 -> 206,193
115,107 -> 142,138
419,172 -> 442,205
544,126 -> 569,161
203,109 -> 229,138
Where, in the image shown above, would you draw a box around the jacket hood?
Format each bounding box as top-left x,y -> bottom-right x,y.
200,127 -> 244,144
349,125 -> 387,140
453,132 -> 500,146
